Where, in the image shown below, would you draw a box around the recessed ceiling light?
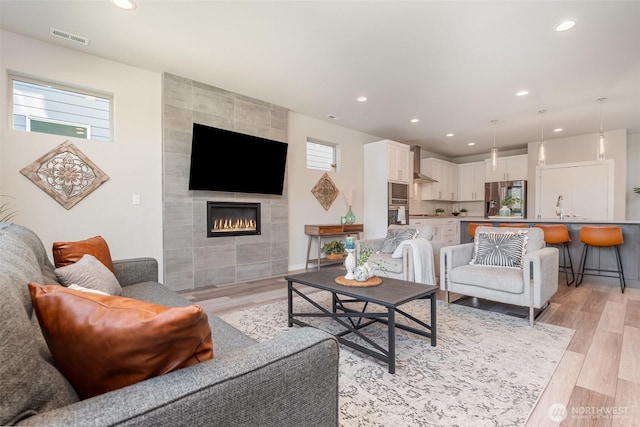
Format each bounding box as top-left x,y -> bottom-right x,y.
555,20 -> 576,32
467,142 -> 475,146
357,96 -> 368,102
112,0 -> 136,10
410,118 -> 420,123
446,133 -> 454,137
516,90 -> 529,97
554,128 -> 563,132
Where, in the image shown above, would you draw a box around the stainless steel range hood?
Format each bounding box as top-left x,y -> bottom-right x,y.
410,146 -> 438,183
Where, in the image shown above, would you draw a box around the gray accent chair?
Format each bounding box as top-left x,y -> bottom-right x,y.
355,224 -> 437,282
1,222 -> 339,426
440,226 -> 559,326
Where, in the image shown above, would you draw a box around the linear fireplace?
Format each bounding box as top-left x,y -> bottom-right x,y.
207,202 -> 261,237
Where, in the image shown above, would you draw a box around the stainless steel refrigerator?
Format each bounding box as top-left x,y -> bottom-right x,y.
484,180 -> 527,218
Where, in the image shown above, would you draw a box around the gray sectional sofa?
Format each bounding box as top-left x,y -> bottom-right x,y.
0,222 -> 339,426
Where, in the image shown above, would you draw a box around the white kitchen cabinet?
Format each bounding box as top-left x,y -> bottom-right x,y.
410,217 -> 461,281
536,160 -> 613,220
437,219 -> 460,245
458,161 -> 485,201
447,163 -> 458,201
420,158 -> 457,201
485,154 -> 528,182
363,139 -> 411,239
409,218 -> 460,245
408,150 -> 416,199
388,141 -> 411,183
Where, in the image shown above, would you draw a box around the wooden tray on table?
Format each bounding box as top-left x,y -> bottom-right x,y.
334,275 -> 382,287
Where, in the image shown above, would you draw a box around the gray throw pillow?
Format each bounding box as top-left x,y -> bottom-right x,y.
55,254 -> 123,296
470,231 -> 529,269
380,228 -> 418,254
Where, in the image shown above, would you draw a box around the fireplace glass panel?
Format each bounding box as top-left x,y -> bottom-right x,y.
207,202 -> 261,237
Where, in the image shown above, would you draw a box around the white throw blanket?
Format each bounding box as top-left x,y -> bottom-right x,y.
391,238 -> 436,285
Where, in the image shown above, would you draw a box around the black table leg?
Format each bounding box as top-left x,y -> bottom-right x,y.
388,307 -> 395,374
430,292 -> 437,346
287,281 -> 293,327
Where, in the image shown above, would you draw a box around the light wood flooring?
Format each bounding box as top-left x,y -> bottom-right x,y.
178,271 -> 640,427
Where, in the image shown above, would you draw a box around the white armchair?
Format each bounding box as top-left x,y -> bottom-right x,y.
440,226 -> 559,326
356,224 -> 436,285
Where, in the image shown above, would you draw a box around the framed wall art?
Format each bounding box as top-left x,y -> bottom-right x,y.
311,172 -> 339,211
20,140 -> 109,210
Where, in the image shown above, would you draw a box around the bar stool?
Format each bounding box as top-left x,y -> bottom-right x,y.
499,223 -> 529,228
576,225 -> 625,293
535,224 -> 575,286
468,222 -> 492,240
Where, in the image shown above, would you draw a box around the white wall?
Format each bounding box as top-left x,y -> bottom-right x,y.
0,31 -> 163,276
627,132 -> 640,220
287,112 -> 379,271
527,129 -> 627,220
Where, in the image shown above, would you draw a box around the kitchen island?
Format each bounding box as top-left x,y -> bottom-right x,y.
459,218 -> 640,288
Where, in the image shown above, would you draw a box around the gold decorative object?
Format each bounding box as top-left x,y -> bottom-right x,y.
311,172 -> 339,211
20,140 -> 109,210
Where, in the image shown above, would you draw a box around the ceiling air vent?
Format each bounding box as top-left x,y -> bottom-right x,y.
50,28 -> 90,46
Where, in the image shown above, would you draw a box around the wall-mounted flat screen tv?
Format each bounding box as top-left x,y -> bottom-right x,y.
188,123 -> 288,195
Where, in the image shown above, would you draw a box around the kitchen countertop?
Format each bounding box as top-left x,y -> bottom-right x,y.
458,217 -> 640,286
409,215 -> 485,219
410,214 -> 640,225
464,217 -> 640,225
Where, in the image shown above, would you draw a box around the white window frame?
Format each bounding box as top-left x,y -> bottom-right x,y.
26,116 -> 91,139
9,72 -> 113,142
306,137 -> 338,172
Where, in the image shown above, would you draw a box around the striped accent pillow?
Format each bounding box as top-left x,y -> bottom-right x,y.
470,231 -> 528,269
380,228 -> 418,254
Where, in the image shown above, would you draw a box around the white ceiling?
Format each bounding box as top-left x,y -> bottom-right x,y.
1,0 -> 639,158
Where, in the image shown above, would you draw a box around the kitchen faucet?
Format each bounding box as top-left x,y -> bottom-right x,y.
556,195 -> 565,220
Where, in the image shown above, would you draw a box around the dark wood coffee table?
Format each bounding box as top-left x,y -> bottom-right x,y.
285,269 -> 438,374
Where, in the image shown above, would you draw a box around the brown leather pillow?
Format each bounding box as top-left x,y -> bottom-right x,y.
52,235 -> 115,273
28,282 -> 214,399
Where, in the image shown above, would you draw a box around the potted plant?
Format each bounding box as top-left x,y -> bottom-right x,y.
435,207 -> 445,216
322,240 -> 346,260
501,195 -> 523,207
500,195 -> 523,216
459,208 -> 468,217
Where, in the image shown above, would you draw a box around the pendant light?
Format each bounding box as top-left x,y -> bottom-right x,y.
597,98 -> 607,160
538,110 -> 546,167
490,120 -> 498,171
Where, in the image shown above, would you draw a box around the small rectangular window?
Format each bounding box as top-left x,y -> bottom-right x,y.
10,74 -> 112,142
306,138 -> 336,171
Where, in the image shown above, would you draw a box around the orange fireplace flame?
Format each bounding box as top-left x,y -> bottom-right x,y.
212,217 -> 257,232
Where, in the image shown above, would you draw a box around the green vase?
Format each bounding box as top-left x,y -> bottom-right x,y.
345,206 -> 355,224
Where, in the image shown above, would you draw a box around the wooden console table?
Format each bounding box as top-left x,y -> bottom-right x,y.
305,224 -> 364,270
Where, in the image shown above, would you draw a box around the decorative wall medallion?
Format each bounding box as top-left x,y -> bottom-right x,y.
20,140 -> 109,210
311,172 -> 339,211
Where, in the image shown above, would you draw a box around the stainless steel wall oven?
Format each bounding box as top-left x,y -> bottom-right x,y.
388,181 -> 409,225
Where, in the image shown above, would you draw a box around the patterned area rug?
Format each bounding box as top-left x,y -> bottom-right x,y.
219,292 -> 573,427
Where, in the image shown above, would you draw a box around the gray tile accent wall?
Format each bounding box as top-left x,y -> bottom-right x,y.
162,73 -> 289,291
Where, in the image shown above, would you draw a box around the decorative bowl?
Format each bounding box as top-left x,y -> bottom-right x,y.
451,212 -> 460,216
